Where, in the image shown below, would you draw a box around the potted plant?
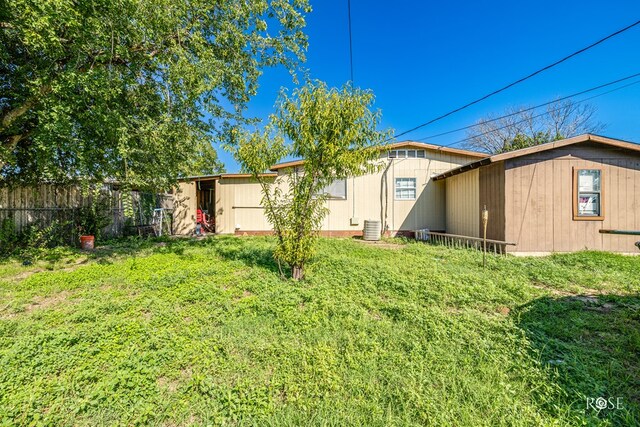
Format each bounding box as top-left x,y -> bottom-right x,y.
78,197 -> 112,250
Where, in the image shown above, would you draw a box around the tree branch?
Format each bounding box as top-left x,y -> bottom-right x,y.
0,85 -> 51,134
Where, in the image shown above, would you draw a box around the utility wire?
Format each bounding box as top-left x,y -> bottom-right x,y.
347,0 -> 354,83
435,78 -> 640,150
393,18 -> 640,139
417,71 -> 640,141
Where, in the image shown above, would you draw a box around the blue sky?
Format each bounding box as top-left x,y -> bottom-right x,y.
218,0 -> 640,172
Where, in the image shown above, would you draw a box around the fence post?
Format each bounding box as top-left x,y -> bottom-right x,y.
482,205 -> 489,268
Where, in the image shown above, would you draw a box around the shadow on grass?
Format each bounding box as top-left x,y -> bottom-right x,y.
1,236 -> 208,265
202,237 -> 283,276
514,294 -> 640,425
2,234 -> 285,277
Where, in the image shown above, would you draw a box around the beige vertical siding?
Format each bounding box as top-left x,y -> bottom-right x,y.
184,148 -> 479,236
445,168 -> 480,237
229,178 -> 273,233
172,182 -> 197,235
505,145 -> 640,253
279,151 -> 476,235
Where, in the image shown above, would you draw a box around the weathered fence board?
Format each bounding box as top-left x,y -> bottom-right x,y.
0,184 -> 173,241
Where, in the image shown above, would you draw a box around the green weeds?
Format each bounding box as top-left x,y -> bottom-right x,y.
0,237 -> 638,426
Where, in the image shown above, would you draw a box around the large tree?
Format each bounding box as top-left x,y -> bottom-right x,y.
0,0 -> 310,189
236,81 -> 391,280
466,100 -> 606,154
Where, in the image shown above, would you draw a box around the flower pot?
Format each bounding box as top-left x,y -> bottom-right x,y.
80,235 -> 95,251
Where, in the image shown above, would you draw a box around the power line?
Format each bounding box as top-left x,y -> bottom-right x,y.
347,0 -> 354,83
417,71 -> 640,141
393,18 -> 640,139
435,77 -> 640,150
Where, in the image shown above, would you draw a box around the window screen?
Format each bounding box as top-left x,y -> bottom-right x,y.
395,178 -> 416,200
388,149 -> 426,159
575,169 -> 602,218
319,179 -> 347,199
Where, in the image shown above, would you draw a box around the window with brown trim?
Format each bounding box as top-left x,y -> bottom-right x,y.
573,168 -> 604,220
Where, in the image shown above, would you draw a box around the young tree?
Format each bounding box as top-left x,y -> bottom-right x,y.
0,0 -> 310,189
236,81 -> 391,280
466,100 -> 606,153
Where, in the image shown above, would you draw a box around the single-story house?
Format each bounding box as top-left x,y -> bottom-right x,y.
173,142 -> 486,236
173,134 -> 640,254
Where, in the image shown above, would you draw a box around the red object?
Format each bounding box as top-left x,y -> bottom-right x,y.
196,209 -> 203,223
80,235 -> 95,250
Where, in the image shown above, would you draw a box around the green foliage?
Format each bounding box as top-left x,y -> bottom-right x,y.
22,218 -> 75,248
236,81 -> 392,279
77,198 -> 112,239
0,218 -> 19,256
0,216 -> 76,256
0,0 -> 310,189
500,131 -> 560,153
0,237 -> 638,425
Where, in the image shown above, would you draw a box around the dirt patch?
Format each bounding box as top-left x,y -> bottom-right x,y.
530,282 -> 621,297
157,376 -> 179,393
22,290 -> 73,315
233,290 -> 253,302
354,240 -> 405,250
368,310 -> 382,320
11,268 -> 46,281
8,258 -> 89,283
496,306 -> 511,316
1,290 -> 75,319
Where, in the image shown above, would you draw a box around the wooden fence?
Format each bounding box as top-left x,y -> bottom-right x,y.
415,229 -> 516,255
0,184 -> 173,243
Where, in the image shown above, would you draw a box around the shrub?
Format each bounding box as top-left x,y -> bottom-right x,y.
0,217 -> 20,256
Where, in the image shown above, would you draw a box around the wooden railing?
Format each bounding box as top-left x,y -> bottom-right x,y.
415,230 -> 516,255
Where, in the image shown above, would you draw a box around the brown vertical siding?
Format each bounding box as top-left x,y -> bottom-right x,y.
504,144 -> 640,253
479,162 -> 505,241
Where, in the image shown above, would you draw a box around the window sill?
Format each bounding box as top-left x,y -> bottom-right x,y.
573,216 -> 604,221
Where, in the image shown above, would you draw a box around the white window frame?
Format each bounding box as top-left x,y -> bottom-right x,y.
316,178 -> 347,200
394,177 -> 417,200
388,149 -> 426,159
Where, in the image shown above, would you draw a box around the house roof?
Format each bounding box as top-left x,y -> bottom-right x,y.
432,134 -> 640,181
269,141 -> 486,171
179,173 -> 277,182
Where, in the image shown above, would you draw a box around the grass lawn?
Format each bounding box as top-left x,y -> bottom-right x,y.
0,236 -> 639,426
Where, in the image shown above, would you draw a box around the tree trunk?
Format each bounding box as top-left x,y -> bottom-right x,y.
291,265 -> 304,281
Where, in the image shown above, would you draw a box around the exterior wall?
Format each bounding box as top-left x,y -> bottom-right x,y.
187,150 -> 479,236
218,177 -> 273,234
172,181 -> 197,235
504,144 -> 640,253
479,162 -> 505,241
264,152 -> 475,235
445,168 -> 480,237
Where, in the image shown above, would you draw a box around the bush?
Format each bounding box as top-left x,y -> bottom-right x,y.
23,219 -> 76,248
0,217 -> 20,256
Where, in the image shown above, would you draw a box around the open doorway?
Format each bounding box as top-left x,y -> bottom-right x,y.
195,178 -> 216,233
